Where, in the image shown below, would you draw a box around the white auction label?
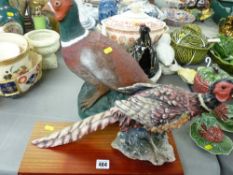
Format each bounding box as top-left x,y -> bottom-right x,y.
96,159 -> 110,170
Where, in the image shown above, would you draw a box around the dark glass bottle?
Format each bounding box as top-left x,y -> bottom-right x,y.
130,25 -> 159,78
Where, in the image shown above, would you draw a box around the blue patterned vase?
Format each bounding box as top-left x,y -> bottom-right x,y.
98,0 -> 117,23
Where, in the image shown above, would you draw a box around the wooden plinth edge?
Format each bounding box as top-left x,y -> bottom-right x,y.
19,122 -> 184,175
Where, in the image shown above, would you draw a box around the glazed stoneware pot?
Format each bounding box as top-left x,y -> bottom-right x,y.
0,33 -> 42,97
101,11 -> 167,48
24,29 -> 60,69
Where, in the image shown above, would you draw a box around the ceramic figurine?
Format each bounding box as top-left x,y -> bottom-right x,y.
78,3 -> 97,30
42,0 -> 150,109
130,25 -> 161,82
0,0 -> 24,34
98,0 -> 117,23
118,0 -> 166,20
32,80 -> 233,164
193,0 -> 210,9
28,0 -> 48,15
177,67 -> 197,84
155,0 -> 185,8
193,64 -> 233,93
155,34 -> 173,62
155,33 -> 180,75
182,0 -> 213,21
28,0 -> 60,31
180,0 -> 205,8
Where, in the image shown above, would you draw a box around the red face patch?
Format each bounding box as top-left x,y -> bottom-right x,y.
213,81 -> 233,102
48,0 -> 72,21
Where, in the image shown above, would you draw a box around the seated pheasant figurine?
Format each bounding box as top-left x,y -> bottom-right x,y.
43,0 -> 149,109
32,80 -> 233,165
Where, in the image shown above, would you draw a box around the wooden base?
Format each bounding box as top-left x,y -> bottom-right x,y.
19,122 -> 184,175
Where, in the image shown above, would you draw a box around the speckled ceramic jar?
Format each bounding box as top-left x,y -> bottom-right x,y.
101,11 -> 167,48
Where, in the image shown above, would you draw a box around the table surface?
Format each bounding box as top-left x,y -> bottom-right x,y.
0,19 -> 232,175
19,122 -> 183,175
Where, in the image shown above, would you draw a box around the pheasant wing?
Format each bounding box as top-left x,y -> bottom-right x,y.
117,83 -> 158,94
115,86 -> 191,132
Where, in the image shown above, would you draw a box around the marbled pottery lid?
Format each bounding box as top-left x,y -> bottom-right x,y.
102,11 -> 166,32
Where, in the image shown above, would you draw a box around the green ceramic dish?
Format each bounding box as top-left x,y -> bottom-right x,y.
190,114 -> 233,155
217,119 -> 233,133
171,29 -> 212,65
211,0 -> 233,24
210,50 -> 233,75
215,104 -> 233,132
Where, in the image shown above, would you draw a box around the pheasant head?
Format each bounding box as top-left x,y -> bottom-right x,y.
200,79 -> 233,112
43,0 -> 72,21
211,79 -> 233,103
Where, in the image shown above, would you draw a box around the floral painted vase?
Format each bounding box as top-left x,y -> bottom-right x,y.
0,0 -> 24,34
98,0 -> 117,23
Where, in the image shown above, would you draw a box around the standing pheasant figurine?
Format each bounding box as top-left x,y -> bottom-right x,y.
33,79 -> 233,164
43,0 -> 149,109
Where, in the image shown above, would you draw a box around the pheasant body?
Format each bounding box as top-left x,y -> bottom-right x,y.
44,0 -> 149,108
62,31 -> 149,89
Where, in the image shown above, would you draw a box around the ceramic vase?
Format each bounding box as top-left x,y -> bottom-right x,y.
9,0 -> 27,16
28,0 -> 48,16
0,0 -> 24,34
24,29 -> 60,70
98,0 -> 118,23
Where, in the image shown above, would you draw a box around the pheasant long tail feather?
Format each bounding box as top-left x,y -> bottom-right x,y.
32,107 -> 120,148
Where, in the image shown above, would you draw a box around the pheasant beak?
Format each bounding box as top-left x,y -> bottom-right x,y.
42,1 -> 55,14
42,0 -> 72,21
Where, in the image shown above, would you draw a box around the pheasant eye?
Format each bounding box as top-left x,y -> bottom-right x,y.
54,0 -> 61,7
221,86 -> 226,90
